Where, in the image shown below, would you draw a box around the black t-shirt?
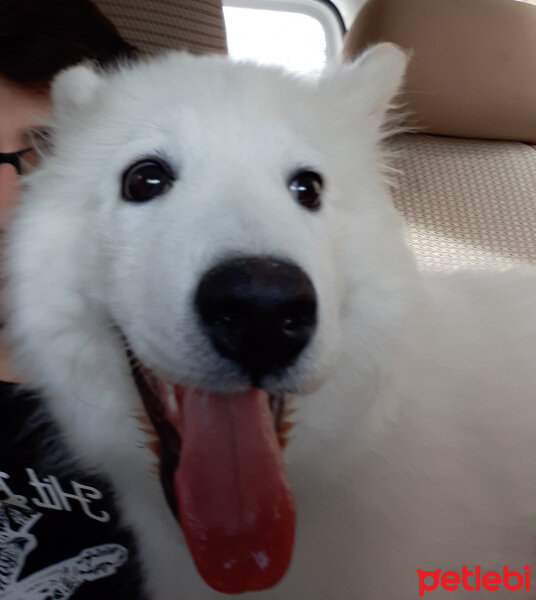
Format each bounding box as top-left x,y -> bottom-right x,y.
0,382 -> 146,599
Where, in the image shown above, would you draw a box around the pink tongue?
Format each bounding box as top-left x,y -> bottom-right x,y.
175,388 -> 296,594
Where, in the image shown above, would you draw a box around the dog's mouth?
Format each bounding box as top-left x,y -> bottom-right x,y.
131,360 -> 296,594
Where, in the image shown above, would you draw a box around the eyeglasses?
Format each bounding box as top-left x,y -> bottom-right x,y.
0,147 -> 40,175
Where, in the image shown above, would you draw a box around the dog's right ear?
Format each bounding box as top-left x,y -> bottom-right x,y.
320,43 -> 408,123
51,63 -> 103,120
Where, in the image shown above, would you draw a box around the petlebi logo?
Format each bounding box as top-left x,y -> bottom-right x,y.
417,565 -> 532,596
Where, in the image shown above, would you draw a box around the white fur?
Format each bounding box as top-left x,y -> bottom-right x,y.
5,44 -> 536,599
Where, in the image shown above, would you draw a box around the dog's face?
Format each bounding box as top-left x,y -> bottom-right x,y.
6,46 -> 411,594
47,46 -> 409,393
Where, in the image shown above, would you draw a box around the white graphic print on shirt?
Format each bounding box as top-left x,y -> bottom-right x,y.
0,499 -> 127,599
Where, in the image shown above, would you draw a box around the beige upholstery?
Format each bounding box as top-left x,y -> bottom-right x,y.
93,0 -> 227,54
389,134 -> 536,271
344,0 -> 536,144
344,0 -> 536,271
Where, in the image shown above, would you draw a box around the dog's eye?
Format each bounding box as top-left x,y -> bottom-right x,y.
288,170 -> 323,211
122,159 -> 175,202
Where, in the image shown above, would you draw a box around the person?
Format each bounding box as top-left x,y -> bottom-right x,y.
0,0 -> 136,379
0,2 -> 145,598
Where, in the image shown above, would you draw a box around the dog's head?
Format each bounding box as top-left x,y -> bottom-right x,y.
5,46 -> 411,594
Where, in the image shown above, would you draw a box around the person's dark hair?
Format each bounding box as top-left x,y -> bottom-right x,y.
0,0 -> 136,91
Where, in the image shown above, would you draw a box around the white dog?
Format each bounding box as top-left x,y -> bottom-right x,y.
5,44 -> 536,599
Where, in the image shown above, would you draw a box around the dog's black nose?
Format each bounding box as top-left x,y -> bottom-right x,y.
195,256 -> 317,382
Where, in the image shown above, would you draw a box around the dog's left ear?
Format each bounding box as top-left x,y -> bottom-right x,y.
51,63 -> 103,121
321,43 -> 408,120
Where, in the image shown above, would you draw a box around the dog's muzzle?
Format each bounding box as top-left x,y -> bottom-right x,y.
129,257 -> 316,595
